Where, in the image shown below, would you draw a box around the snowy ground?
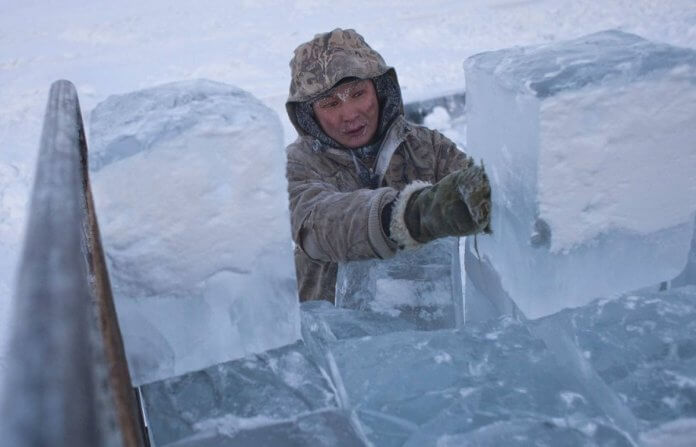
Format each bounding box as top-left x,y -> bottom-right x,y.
1,0 -> 695,403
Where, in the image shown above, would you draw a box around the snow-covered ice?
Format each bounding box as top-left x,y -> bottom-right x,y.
336,237 -> 465,330
90,80 -> 300,385
464,30 -> 696,319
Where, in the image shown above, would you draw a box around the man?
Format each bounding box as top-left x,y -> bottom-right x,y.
286,28 -> 491,302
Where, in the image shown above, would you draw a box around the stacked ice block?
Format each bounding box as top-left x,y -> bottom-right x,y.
336,237 -> 465,329
90,80 -> 300,385
464,30 -> 696,319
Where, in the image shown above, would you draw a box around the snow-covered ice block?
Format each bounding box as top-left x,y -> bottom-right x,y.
89,80 -> 300,385
335,237 -> 465,330
140,341 -> 337,446
464,30 -> 696,318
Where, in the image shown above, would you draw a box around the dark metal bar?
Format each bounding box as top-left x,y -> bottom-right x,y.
1,80 -> 145,447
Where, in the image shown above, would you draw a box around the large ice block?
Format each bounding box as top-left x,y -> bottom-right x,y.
141,285 -> 695,446
140,342 -> 337,446
464,30 -> 696,318
165,409 -> 368,447
335,237 -> 465,330
541,285 -> 696,428
301,300 -> 418,340
90,80 -> 300,385
330,320 -> 631,446
673,218 -> 696,287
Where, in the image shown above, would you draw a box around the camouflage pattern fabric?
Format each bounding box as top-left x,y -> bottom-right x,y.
286,117 -> 472,302
288,28 -> 391,103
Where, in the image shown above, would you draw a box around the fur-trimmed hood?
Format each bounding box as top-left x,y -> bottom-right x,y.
286,28 -> 404,139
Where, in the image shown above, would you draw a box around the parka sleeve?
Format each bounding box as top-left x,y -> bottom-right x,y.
430,129 -> 474,182
286,155 -> 398,263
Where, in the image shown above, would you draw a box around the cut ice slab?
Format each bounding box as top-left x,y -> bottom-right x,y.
330,319 -> 632,447
335,237 -> 465,330
89,80 -> 300,385
541,285 -> 696,428
301,300 -> 419,341
164,409 -> 368,447
140,341 -> 338,446
464,30 -> 696,318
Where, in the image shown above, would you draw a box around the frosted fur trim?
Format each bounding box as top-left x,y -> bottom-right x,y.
390,180 -> 432,250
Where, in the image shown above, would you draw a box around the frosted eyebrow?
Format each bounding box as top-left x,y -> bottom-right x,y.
314,94 -> 339,107
314,80 -> 367,106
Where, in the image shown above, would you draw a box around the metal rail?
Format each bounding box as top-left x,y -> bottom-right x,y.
1,80 -> 145,446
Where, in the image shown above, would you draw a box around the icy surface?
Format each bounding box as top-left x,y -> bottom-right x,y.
542,285 -> 696,428
673,220 -> 696,287
301,300 -> 418,340
336,237 -> 465,330
90,80 -> 300,385
140,287 -> 696,446
640,418 -> 696,447
165,409 -> 367,447
329,320 -> 628,446
469,30 -> 696,99
140,342 -> 337,446
464,31 -> 696,318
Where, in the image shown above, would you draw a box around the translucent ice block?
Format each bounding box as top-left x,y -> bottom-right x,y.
673,217 -> 696,287
330,320 -> 629,446
463,30 -> 696,318
541,285 -> 696,427
89,80 -> 300,385
300,300 -> 418,341
335,237 -> 465,330
164,409 -> 368,447
140,341 -> 337,446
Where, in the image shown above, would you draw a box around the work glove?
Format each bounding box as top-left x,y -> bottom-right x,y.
402,165 -> 491,245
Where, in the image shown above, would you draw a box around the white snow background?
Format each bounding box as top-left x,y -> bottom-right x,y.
1,0 -> 695,398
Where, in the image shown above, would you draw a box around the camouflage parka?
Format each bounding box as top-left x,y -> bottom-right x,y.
286,29 -> 472,302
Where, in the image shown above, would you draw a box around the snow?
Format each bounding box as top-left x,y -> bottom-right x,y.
464,30 -> 696,319
89,80 -> 300,385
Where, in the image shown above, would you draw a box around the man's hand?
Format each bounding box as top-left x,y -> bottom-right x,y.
403,165 -> 491,244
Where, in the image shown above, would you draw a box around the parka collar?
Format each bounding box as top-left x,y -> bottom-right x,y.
318,115 -> 410,168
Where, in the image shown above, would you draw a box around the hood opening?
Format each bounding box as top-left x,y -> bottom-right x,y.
287,69 -> 404,151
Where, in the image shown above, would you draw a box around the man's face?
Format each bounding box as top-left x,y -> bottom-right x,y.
312,79 -> 379,148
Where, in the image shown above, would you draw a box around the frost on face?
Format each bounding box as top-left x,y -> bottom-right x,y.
315,81 -> 364,108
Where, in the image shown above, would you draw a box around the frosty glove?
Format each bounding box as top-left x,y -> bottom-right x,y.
389,165 -> 491,249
